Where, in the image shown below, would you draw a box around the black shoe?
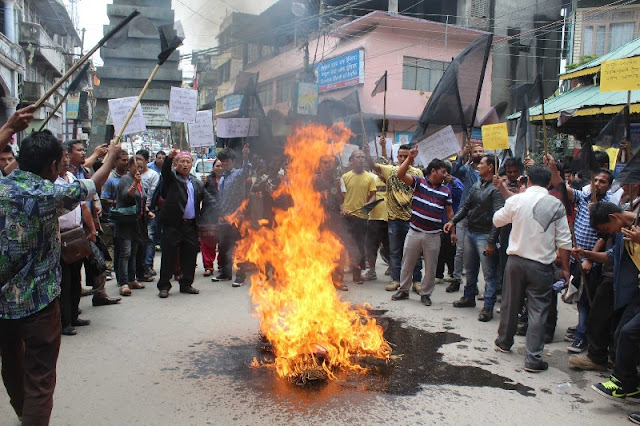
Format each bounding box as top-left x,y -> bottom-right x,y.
629,412 -> 640,424
391,291 -> 409,301
140,274 -> 155,282
421,295 -> 432,306
148,268 -> 157,276
453,296 -> 476,308
72,318 -> 91,327
478,307 -> 493,322
159,289 -> 169,298
524,361 -> 548,373
212,274 -> 231,282
516,322 -> 527,336
566,325 -> 577,334
446,281 -> 460,293
494,339 -> 511,353
180,286 -> 200,294
92,296 -> 121,306
62,325 -> 77,336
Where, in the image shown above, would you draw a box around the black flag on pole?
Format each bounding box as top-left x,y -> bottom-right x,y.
103,15 -> 157,49
616,149 -> 640,184
371,71 -> 387,97
411,34 -> 493,143
157,22 -> 184,65
510,74 -> 542,112
514,106 -> 531,160
594,107 -> 627,148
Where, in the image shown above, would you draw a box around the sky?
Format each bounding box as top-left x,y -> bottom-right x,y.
77,0 -> 279,76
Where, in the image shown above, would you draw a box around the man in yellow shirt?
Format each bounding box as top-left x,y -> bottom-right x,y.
341,149 -> 376,285
364,162 -> 389,281
366,145 -> 424,291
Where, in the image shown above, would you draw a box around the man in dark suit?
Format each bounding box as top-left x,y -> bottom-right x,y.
157,149 -> 218,298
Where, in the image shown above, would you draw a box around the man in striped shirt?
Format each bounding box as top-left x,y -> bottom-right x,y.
392,149 -> 455,306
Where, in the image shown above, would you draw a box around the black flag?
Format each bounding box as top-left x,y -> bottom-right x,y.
594,107 -> 626,148
157,22 -> 184,65
371,72 -> 387,97
103,14 -> 157,49
510,74 -> 542,112
411,34 -> 493,143
514,107 -> 531,160
616,149 -> 640,184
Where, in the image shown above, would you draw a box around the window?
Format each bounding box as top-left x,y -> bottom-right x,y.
218,60 -> 231,83
276,75 -> 295,104
470,0 -> 490,18
595,25 -> 606,56
581,9 -> 639,56
583,26 -> 594,55
610,22 -> 635,51
247,43 -> 259,64
402,57 -> 448,92
258,83 -> 273,106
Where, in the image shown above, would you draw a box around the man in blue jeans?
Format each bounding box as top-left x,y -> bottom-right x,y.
444,154 -> 503,322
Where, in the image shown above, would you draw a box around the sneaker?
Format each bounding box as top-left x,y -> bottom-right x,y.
421,295 -> 432,306
629,413 -> 640,424
524,361 -> 548,373
446,281 -> 460,293
453,296 -> 476,308
563,333 -> 576,342
148,268 -> 157,276
386,281 -> 400,291
232,280 -> 245,288
391,291 -> 409,301
412,282 -> 421,294
591,376 -> 635,401
568,338 -> 587,353
435,277 -> 444,284
212,274 -> 232,282
516,322 -> 527,336
478,307 -> 493,322
155,245 -> 161,251
566,325 -> 577,334
443,276 -> 456,283
494,339 -> 511,353
363,269 -> 377,281
568,355 -> 608,371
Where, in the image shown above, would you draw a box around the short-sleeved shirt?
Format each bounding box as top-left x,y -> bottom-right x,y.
341,170 -> 376,220
0,170 -> 95,319
573,189 -> 611,251
410,176 -> 452,233
101,170 -> 123,215
368,173 -> 388,221
378,164 -> 423,221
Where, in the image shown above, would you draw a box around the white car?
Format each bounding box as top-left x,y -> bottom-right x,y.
191,158 -> 216,177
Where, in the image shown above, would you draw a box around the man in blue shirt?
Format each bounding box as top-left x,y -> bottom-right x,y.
147,150 -> 165,174
0,112 -> 123,425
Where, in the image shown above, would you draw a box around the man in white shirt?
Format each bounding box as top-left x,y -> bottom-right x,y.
493,165 -> 573,372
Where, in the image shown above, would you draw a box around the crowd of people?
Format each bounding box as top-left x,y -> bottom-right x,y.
2,103 -> 640,424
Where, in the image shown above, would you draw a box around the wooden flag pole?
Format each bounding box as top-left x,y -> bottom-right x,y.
179,123 -> 184,151
113,63 -> 160,146
34,11 -> 140,109
626,90 -> 632,163
541,99 -> 548,156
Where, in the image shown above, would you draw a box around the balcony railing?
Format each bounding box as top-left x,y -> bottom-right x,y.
19,22 -> 65,76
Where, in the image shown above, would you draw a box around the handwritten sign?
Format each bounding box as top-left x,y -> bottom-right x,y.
341,144 -> 359,167
216,118 -> 259,138
367,137 -> 392,159
188,110 -> 215,148
601,56 -> 640,92
108,96 -> 146,136
416,126 -> 460,166
168,86 -> 198,123
481,123 -> 510,151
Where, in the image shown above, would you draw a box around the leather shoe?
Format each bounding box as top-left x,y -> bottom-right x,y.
72,318 -> 91,327
159,290 -> 169,298
453,296 -> 476,308
92,296 -> 121,306
446,281 -> 460,293
391,291 -> 409,301
179,286 -> 200,294
128,281 -> 146,289
62,326 -> 77,336
212,274 -> 231,282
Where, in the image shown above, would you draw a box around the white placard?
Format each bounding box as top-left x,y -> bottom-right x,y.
188,110 -> 215,148
367,137 -> 393,160
341,144 -> 359,167
168,87 -> 198,123
417,125 -> 460,166
217,118 -> 259,138
108,96 -> 147,136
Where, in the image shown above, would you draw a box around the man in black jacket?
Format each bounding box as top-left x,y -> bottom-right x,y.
157,149 -> 218,298
443,154 -> 504,322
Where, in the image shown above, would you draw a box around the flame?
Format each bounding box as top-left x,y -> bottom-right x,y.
232,123 -> 391,381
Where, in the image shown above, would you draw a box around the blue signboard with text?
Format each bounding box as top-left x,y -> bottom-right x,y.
316,49 -> 365,93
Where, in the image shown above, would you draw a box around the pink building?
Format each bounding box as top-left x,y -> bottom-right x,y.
241,11 -> 493,144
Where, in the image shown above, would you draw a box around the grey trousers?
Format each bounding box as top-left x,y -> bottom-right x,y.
497,255 -> 554,366
453,218 -> 468,282
398,228 -> 441,296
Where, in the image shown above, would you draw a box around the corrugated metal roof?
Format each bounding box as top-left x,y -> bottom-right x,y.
506,85 -> 640,121
560,36 -> 640,80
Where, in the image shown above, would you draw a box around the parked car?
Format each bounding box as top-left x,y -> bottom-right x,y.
192,158 -> 216,176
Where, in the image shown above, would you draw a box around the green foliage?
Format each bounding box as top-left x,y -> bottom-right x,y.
565,55 -> 599,71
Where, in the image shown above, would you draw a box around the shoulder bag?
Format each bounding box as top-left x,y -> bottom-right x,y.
60,227 -> 91,264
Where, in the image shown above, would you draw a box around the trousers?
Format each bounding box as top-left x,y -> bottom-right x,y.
158,221 -> 200,290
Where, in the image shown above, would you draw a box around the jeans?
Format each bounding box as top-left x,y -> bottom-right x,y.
365,219 -> 388,269
613,295 -> 640,391
453,218 -> 468,283
145,216 -> 157,269
575,265 -> 600,342
586,276 -> 615,365
463,230 -> 499,309
0,299 -> 61,425
117,238 -> 138,286
388,219 -> 421,283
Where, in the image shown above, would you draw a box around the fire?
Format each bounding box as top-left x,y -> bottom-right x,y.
233,123 -> 391,381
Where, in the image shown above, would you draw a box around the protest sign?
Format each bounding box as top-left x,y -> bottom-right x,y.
217,118 -> 259,138
600,56 -> 640,92
416,126 -> 460,166
188,110 -> 215,148
168,86 -> 198,123
481,123 -> 510,151
108,96 -> 146,136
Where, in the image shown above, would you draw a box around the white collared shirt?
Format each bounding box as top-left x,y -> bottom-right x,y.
57,172 -> 84,231
493,185 -> 573,265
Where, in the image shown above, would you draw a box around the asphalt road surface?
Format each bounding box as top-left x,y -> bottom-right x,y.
0,256 -> 632,425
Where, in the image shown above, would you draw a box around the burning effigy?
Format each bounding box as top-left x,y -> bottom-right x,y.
231,123 -> 392,383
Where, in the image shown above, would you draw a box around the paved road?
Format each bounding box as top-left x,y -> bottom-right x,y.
0,256 -> 631,425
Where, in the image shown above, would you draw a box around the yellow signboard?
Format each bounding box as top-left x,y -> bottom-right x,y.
600,56 -> 640,92
481,123 -> 510,151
